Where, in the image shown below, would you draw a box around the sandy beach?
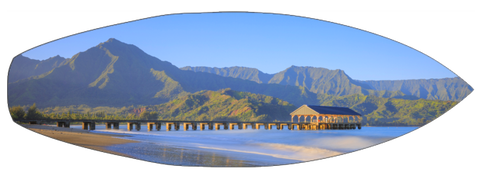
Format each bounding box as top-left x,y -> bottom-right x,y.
19,124 -> 286,166
21,124 -> 138,157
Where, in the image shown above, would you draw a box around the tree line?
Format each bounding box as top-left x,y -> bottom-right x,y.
9,103 -> 159,121
10,103 -> 437,126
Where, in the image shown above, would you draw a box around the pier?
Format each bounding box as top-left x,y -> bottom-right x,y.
17,105 -> 363,132
17,119 -> 361,131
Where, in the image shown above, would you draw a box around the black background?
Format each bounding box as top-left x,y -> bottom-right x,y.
2,7 -> 478,172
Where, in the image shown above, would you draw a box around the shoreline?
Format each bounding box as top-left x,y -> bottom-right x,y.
19,124 -> 325,166
21,124 -> 138,158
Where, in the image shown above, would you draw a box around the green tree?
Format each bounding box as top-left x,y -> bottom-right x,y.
149,111 -> 159,120
48,113 -> 55,119
139,110 -> 148,120
9,106 -> 25,120
25,103 -> 42,120
140,111 -> 159,120
71,112 -> 77,120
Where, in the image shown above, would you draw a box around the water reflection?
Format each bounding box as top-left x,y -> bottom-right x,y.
107,142 -> 261,166
94,125 -> 416,166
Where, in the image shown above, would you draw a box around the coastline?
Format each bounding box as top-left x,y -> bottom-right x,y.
21,124 -> 138,158
19,124 -> 301,166
19,124 -> 293,166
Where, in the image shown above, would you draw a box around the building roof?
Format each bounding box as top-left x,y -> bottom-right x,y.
290,105 -> 361,116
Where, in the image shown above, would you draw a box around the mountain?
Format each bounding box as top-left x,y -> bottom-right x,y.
361,78 -> 473,101
320,93 -> 458,126
150,88 -> 297,121
182,66 -> 373,96
8,39 -> 186,107
182,66 -> 472,101
268,66 -> 374,96
8,38 -> 318,108
8,55 -> 67,83
181,66 -> 273,83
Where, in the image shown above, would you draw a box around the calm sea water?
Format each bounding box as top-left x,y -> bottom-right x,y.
72,125 -> 418,166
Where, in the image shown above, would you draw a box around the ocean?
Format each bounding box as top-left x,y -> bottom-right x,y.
72,125 -> 418,166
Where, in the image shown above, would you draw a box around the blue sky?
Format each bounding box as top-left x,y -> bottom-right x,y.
21,12 -> 457,81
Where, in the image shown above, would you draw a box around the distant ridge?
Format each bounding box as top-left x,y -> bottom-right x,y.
9,55 -> 67,83
182,65 -> 472,101
181,66 -> 273,83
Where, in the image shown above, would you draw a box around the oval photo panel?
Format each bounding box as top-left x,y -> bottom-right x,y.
8,12 -> 473,166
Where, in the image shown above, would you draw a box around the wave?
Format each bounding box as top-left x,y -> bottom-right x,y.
303,136 -> 394,152
198,143 -> 342,161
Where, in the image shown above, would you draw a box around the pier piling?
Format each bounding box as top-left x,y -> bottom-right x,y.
18,119 -> 361,132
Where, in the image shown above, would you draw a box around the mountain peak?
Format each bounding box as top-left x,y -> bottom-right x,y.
96,38 -> 129,49
287,65 -> 316,69
286,65 -> 324,71
46,55 -> 65,61
106,38 -> 120,43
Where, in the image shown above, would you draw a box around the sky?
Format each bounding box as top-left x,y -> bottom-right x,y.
21,12 -> 457,81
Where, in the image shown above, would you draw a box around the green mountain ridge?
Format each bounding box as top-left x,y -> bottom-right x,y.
319,93 -> 458,126
8,39 -> 186,107
181,66 -> 273,84
362,78 -> 472,101
9,55 -> 67,83
8,38 -> 319,108
149,88 -> 297,121
181,66 -> 472,101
